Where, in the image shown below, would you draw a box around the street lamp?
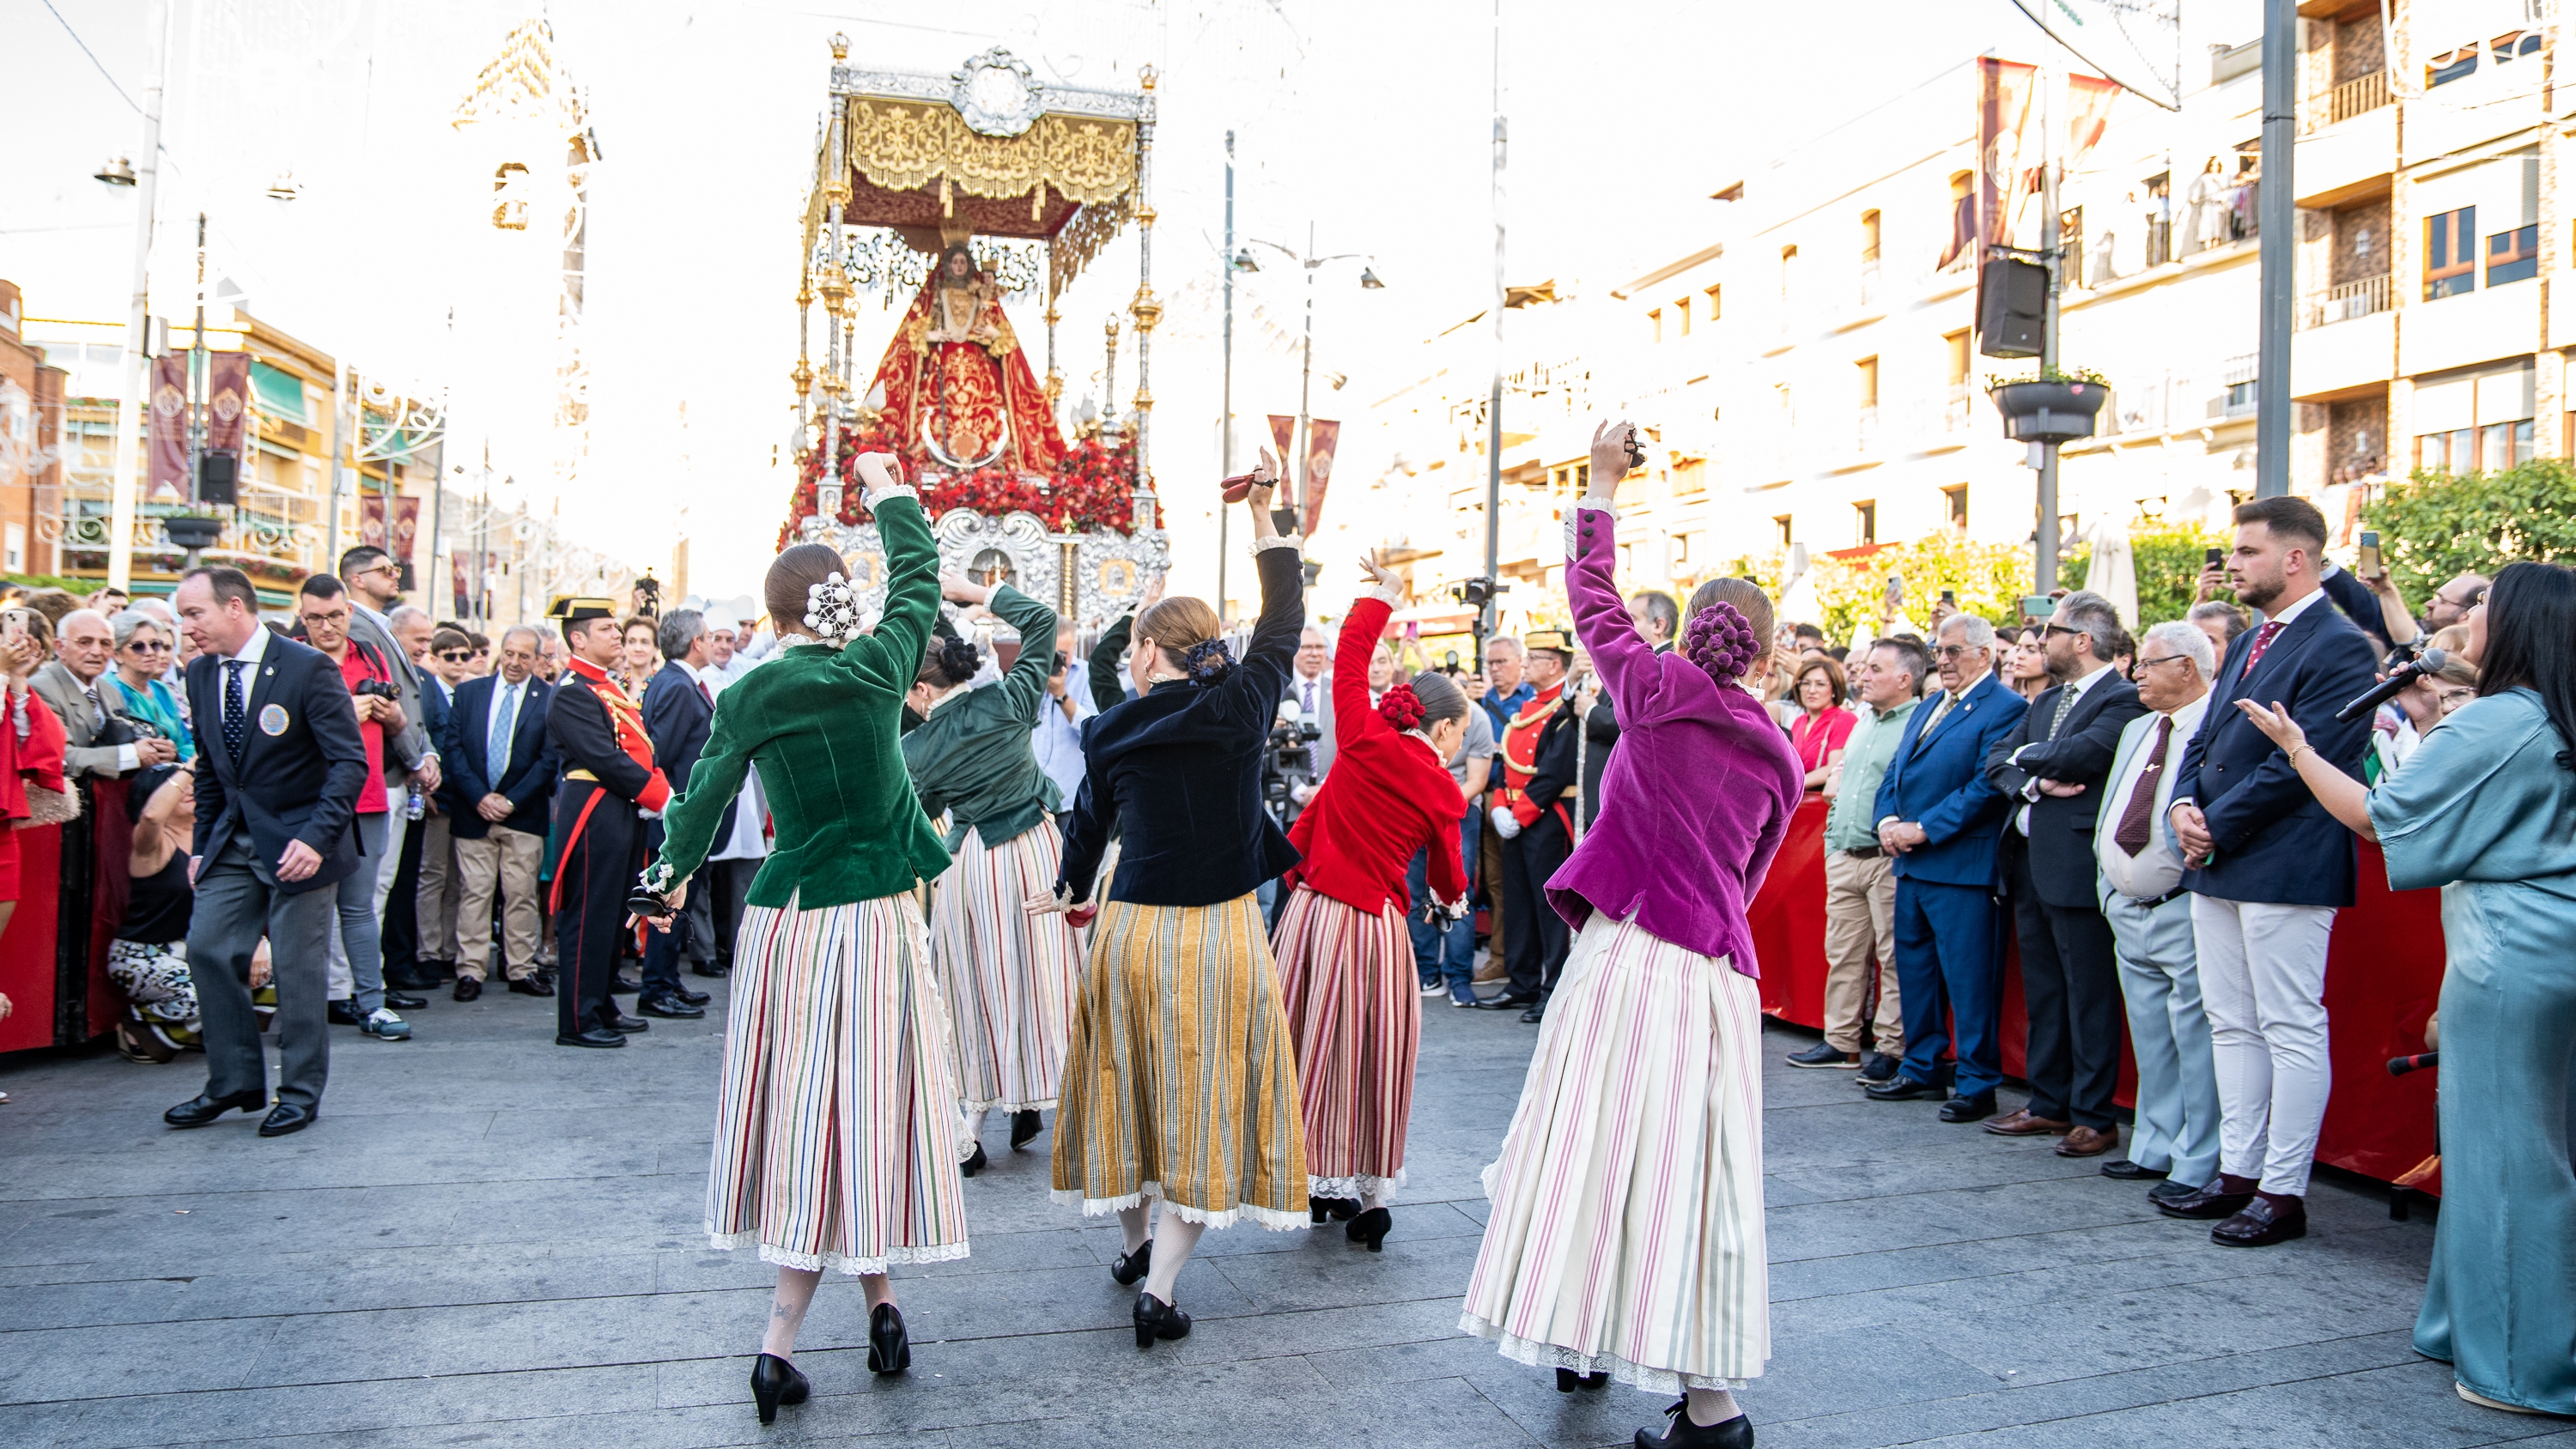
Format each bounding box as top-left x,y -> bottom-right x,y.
265,171 -> 302,202
95,156 -> 137,187
1242,227 -> 1384,523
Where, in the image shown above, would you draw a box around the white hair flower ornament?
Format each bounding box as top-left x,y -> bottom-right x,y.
804,572 -> 865,646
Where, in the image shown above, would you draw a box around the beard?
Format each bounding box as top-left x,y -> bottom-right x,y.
2235,567 -> 2285,612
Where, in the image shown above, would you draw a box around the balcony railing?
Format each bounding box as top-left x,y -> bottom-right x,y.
1856,403 -> 1880,452
2305,71 -> 2391,132
1941,384 -> 1972,433
1857,247 -> 1881,310
2299,272 -> 2392,330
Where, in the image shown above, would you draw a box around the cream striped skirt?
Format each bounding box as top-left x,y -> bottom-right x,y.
1050,894 -> 1308,1230
928,823 -> 1083,1114
1273,884 -> 1420,1201
705,890 -> 972,1275
1460,911 -> 1769,1391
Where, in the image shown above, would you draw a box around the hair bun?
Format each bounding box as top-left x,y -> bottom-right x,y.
1377,683 -> 1427,731
937,635 -> 981,682
1685,600 -> 1761,688
1180,638 -> 1235,683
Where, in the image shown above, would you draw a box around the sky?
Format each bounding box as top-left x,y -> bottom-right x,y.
2,0 -> 2054,605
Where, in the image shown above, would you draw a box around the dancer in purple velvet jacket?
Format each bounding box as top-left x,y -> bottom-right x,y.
1460,420 -> 1805,1449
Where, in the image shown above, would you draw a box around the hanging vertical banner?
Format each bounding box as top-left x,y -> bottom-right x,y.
1267,414 -> 1297,466
1301,419 -> 1340,537
1978,58 -> 2039,250
2063,73 -> 2123,177
149,355 -> 190,500
452,551 -> 473,618
360,496 -> 421,564
203,354 -> 251,455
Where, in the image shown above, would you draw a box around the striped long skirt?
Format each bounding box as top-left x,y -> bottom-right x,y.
705,890 -> 972,1275
1460,911 -> 1769,1392
1051,894 -> 1308,1230
928,823 -> 1084,1114
1272,884 -> 1420,1201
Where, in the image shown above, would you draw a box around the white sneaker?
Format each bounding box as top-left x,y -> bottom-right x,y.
362,1009 -> 412,1041
1419,980 -> 1445,997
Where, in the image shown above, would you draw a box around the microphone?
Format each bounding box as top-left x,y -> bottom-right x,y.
2333,648 -> 2447,723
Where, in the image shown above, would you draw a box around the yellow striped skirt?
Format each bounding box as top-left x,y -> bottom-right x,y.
704,890 -> 972,1274
1050,894 -> 1309,1230
927,823 -> 1084,1114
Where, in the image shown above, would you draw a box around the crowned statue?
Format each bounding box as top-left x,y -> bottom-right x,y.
864,239 -> 1067,476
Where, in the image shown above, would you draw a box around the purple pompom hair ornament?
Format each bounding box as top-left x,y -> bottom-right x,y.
1685,600 -> 1762,688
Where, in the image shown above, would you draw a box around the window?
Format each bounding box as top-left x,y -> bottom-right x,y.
2425,206 -> 2477,300
1944,330 -> 1971,385
2488,223 -> 2538,285
1649,308 -> 1662,343
2427,43 -> 2479,87
1773,514 -> 1793,549
1943,484 -> 1970,530
2492,30 -> 2543,64
1672,458 -> 1708,497
1941,171 -> 1976,270
3,524 -> 22,573
2416,421 -> 2533,473
1675,296 -> 1692,336
1673,532 -> 1693,568
2483,418 -> 2537,467
1704,284 -> 1722,320
1855,356 -> 1880,407
1853,500 -> 1877,546
1780,246 -> 1798,303
2144,172 -> 2172,267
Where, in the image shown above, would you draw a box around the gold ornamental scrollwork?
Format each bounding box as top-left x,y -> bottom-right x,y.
841,100 -> 1135,206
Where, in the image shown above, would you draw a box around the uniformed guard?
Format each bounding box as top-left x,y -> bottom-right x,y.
544,596 -> 673,1048
1482,627 -> 1582,1022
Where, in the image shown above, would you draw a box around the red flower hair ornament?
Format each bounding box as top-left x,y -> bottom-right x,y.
1378,683 -> 1428,731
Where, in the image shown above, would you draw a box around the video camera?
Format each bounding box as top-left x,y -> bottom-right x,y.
1260,704 -> 1321,825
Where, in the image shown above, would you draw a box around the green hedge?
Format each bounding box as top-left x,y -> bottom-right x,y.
2360,461 -> 2576,607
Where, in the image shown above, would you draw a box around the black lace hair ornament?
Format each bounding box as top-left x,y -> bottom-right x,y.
1180,637 -> 1236,683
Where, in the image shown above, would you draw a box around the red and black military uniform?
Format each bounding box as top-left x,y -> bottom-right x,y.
544,598 -> 672,1045
1494,632 -> 1583,1008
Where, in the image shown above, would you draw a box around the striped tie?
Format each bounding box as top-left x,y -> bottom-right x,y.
487,683 -> 517,785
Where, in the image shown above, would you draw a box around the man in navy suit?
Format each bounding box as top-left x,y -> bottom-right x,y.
440,626 -> 557,1000
1866,612 -> 2030,1122
2163,496 -> 2378,1247
161,566 -> 369,1138
635,609 -> 724,1020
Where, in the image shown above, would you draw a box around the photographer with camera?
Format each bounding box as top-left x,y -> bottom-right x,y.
296,573 -> 415,1042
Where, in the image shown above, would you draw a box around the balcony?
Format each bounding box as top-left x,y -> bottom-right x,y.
1855,403 -> 1880,453
2304,72 -> 2390,133
1857,248 -> 1881,310
2299,273 -> 2391,330
2295,91 -> 2394,209
1942,384 -> 1972,433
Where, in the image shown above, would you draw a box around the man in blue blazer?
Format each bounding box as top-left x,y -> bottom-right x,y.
2162,496 -> 2379,1247
162,566 -> 370,1138
440,626 -> 558,1000
1866,612 -> 2029,1121
636,609 -> 725,1019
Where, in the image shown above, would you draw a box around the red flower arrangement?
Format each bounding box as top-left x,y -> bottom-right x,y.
777,421 -> 1143,549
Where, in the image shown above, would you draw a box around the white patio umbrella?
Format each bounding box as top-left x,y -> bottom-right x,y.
2087,515 -> 2138,627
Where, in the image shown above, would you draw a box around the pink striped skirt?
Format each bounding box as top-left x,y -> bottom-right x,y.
927,823 -> 1084,1113
1273,884 -> 1421,1201
1460,911 -> 1769,1391
704,890 -> 971,1275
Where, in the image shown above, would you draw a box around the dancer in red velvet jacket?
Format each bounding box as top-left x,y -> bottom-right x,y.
1460,420 -> 1804,1449
1274,558 -> 1474,1251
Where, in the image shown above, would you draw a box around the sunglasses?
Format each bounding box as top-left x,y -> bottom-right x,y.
123,640 -> 172,653
2039,621 -> 2085,639
437,649 -> 473,662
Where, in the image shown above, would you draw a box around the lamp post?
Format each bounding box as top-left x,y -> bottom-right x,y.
1240,228 -> 1382,524
98,0 -> 173,592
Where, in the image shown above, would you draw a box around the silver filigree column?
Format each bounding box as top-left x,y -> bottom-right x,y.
1129,65 -> 1159,493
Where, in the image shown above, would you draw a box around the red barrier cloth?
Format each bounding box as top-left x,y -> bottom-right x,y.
0,822 -> 64,1053
1747,797 -> 1830,1027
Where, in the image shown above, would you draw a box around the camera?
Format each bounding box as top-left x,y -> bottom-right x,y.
1450,576 -> 1509,609
1260,713 -> 1321,824
353,678 -> 401,702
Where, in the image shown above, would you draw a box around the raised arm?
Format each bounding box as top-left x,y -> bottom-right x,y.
1334,563 -> 1405,751
834,455 -> 937,693
1566,418 -> 1667,721
980,581 -> 1060,726
1088,612 -> 1134,712
1225,455 -> 1305,721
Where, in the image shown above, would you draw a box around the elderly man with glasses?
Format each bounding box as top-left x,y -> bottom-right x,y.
34,608 -> 179,780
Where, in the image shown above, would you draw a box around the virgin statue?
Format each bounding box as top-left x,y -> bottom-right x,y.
865,243 -> 1066,476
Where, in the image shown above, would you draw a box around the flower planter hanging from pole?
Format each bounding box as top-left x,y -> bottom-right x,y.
1990,379 -> 2109,443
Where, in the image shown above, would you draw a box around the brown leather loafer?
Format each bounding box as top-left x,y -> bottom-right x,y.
2211,1194 -> 2307,1246
2156,1180 -> 2257,1220
1982,1107 -> 2074,1137
2054,1125 -> 2118,1157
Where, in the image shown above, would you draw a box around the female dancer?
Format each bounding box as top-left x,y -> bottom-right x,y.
636,452 -> 969,1424
1460,420 -> 1804,1449
902,573 -> 1084,1173
1032,452 -> 1307,1349
1273,556 -> 1473,1246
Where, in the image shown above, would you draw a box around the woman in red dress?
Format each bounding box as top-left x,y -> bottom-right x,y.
1271,558 -> 1475,1250
1784,656 -> 1854,791
863,244 -> 1066,476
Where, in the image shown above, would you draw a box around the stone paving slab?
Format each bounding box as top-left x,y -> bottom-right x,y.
0,961 -> 2513,1448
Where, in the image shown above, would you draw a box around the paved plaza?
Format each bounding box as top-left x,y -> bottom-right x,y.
0,974 -> 2561,1449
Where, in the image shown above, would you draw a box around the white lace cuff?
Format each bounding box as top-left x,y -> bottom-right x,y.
1252,533 -> 1304,555
1563,500 -> 1615,561
1367,579 -> 1404,605
866,483 -> 920,507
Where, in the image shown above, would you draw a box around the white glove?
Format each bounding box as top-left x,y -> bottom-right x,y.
1491,806 -> 1522,840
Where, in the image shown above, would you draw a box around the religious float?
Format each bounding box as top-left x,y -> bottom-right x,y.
777,38 -> 1168,627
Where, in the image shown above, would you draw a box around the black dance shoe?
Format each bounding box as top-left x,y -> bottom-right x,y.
1346,1206 -> 1392,1252
164,1088 -> 266,1128
749,1352 -> 809,1425
1637,1401 -> 1753,1447
1309,1196 -> 1361,1224
1110,1239 -> 1152,1286
1010,1108 -> 1043,1149
1557,1367 -> 1611,1392
1133,1289 -> 1191,1348
866,1301 -> 911,1373
960,1143 -> 988,1178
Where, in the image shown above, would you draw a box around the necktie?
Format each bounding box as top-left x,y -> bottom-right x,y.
1913,692 -> 1953,752
222,660 -> 247,763
2046,682 -> 2080,739
2111,715 -> 2175,857
488,683 -> 517,784
2239,620 -> 2286,681
1303,680 -> 1316,715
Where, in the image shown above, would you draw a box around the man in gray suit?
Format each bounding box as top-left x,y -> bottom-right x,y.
2093,620 -> 2223,1203
32,609 -> 179,779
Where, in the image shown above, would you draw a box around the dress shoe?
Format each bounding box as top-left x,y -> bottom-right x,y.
257,1101 -> 318,1137
639,995 -> 705,1019
164,1088 -> 266,1128
385,991 -> 428,1010
326,999 -> 363,1026
507,974 -> 554,997
866,1301 -> 911,1373
1477,991 -> 1539,1011
1009,1108 -> 1043,1149
749,1351 -> 809,1425
1518,1003 -> 1546,1024
2147,1179 -> 2202,1205
1864,1076 -> 1941,1102
1346,1205 -> 1392,1252
1109,1239 -> 1152,1286
2055,1125 -> 2119,1158
2155,1179 -> 2257,1220
1937,1092 -> 1998,1124
1133,1289 -> 1191,1347
1555,1367 -> 1610,1391
1983,1107 -> 2072,1137
452,976 -> 483,1003
959,1143 -> 988,1178
2211,1194 -> 2307,1247
556,1027 -> 628,1048
673,985 -> 712,1006
603,1012 -> 649,1033
1858,1051 -> 1902,1083
2100,1159 -> 2169,1181
1637,1400 -> 1754,1447
1787,1040 -> 1860,1069
610,973 -> 641,994
691,962 -> 730,979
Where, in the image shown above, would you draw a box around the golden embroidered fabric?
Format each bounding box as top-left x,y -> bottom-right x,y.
841,100 -> 1135,205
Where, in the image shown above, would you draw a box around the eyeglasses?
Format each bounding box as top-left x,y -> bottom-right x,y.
2135,653 -> 2196,671
123,640 -> 172,653
2039,622 -> 2084,639
436,649 -> 473,662
1932,643 -> 1983,658
352,561 -> 398,579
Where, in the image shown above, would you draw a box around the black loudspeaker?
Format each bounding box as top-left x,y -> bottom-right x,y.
1977,258 -> 2047,359
197,450 -> 240,506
